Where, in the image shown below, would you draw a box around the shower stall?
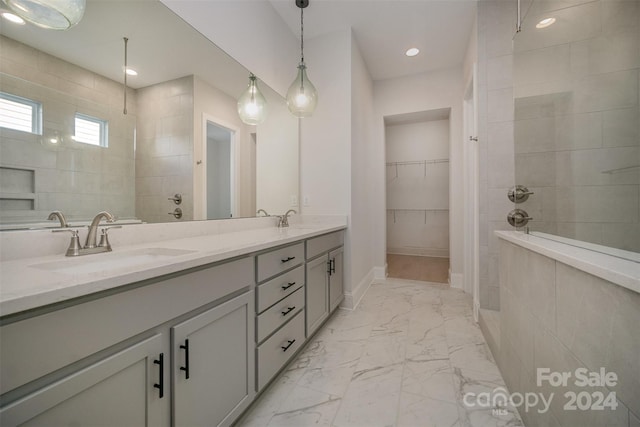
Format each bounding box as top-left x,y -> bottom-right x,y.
479,1 -> 639,425
511,0 -> 639,259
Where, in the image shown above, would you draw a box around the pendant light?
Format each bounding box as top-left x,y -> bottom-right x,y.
4,0 -> 86,30
286,0 -> 317,118
237,73 -> 268,125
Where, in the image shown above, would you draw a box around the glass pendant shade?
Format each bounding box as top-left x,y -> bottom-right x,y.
5,0 -> 86,29
286,63 -> 317,118
237,74 -> 267,126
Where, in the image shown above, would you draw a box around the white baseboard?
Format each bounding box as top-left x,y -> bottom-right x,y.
449,271 -> 463,289
342,267 -> 375,310
373,264 -> 387,280
387,248 -> 449,258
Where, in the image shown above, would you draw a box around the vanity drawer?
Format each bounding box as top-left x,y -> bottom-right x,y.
257,243 -> 304,282
257,310 -> 304,391
257,287 -> 304,343
306,231 -> 344,260
256,265 -> 304,313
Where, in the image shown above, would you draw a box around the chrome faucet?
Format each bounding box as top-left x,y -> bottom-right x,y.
278,209 -> 297,228
256,209 -> 270,217
85,211 -> 115,248
47,211 -> 69,228
52,211 -> 120,257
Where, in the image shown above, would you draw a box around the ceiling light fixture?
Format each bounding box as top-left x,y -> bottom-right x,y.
286,0 -> 317,118
125,68 -> 138,76
4,0 -> 86,30
1,12 -> 25,24
536,17 -> 556,29
405,48 -> 420,57
237,73 -> 268,125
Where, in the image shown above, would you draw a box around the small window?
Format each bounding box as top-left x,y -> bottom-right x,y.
0,92 -> 42,134
74,113 -> 108,147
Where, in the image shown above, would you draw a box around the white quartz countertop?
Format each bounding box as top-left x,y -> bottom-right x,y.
496,231 -> 640,294
0,223 -> 346,317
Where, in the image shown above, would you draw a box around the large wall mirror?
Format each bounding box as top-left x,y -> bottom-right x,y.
0,0 -> 299,229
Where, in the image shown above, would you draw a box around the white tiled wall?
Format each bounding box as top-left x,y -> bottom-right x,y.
499,239 -> 640,426
477,1 -> 517,310
135,76 -> 194,224
0,36 -> 136,223
513,0 -> 640,254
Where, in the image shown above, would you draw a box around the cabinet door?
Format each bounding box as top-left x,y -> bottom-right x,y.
0,334 -> 166,427
172,291 -> 254,427
306,254 -> 329,337
329,246 -> 344,312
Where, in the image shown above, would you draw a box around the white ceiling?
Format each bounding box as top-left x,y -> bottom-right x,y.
269,0 -> 477,81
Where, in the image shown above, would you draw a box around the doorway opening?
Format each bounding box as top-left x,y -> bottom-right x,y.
205,120 -> 235,220
384,109 -> 451,284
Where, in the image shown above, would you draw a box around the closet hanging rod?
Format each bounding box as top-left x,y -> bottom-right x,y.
385,159 -> 449,166
386,209 -> 449,213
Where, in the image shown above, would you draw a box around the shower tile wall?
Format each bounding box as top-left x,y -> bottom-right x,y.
499,239 -> 640,426
513,0 -> 640,253
0,36 -> 136,222
476,1 -> 517,310
136,76 -> 194,223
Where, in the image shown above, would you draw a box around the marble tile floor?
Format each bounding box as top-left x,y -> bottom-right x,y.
236,278 -> 524,427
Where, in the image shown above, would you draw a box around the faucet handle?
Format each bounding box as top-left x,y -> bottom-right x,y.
52,229 -> 82,257
98,225 -> 121,249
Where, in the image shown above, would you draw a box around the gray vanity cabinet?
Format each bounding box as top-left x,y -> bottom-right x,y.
328,246 -> 344,312
0,334 -> 166,426
0,256 -> 254,427
305,231 -> 345,337
305,254 -> 330,337
172,291 -> 254,427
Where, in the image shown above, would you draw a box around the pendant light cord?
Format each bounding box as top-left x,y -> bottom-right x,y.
300,7 -> 304,63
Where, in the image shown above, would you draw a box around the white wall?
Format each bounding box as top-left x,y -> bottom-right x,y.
193,76 -> 254,219
349,30 -> 377,307
256,88 -> 299,216
161,0 -> 299,97
374,67 -> 465,288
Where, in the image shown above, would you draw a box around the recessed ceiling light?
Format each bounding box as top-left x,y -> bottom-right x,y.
2,12 -> 25,24
536,17 -> 556,29
125,68 -> 138,76
405,48 -> 420,57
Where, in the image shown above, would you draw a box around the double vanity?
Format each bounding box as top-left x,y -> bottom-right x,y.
0,218 -> 346,426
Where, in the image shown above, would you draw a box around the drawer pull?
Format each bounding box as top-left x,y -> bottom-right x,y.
281,282 -> 296,290
180,339 -> 190,379
281,256 -> 296,263
281,306 -> 296,316
281,339 -> 296,352
153,353 -> 164,399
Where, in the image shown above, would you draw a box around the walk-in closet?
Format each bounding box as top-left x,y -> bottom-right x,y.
385,109 -> 450,283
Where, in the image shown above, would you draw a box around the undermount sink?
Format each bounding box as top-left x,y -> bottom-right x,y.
32,248 -> 197,275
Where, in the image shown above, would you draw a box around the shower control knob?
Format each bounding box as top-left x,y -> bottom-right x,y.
168,208 -> 183,219
507,209 -> 533,228
508,185 -> 534,203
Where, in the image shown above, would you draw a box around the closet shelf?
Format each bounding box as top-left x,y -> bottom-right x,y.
386,159 -> 449,179
385,159 -> 449,167
386,208 -> 449,224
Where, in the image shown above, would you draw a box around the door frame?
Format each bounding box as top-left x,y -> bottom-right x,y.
463,63 -> 480,322
198,114 -> 239,220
